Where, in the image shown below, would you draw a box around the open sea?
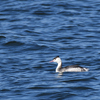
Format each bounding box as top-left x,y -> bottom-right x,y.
0,0 -> 100,100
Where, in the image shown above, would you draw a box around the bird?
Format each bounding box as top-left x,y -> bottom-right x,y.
50,56 -> 89,73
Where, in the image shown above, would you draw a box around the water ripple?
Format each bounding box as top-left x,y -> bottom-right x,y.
0,0 -> 100,100
3,41 -> 24,46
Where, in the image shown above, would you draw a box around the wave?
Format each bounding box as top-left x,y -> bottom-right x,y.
3,41 -> 24,46
33,10 -> 53,15
23,43 -> 49,51
0,36 -> 6,39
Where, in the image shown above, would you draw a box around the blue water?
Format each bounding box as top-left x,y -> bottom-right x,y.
0,0 -> 100,100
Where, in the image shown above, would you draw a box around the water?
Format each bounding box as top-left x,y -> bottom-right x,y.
0,0 -> 100,100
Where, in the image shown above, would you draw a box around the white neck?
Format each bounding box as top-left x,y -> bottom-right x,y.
56,62 -> 62,72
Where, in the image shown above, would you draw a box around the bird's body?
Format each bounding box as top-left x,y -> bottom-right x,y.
50,56 -> 89,73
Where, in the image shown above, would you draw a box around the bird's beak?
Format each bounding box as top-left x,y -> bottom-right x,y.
49,60 -> 54,62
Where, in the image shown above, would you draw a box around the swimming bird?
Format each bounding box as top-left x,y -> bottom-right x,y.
50,56 -> 89,73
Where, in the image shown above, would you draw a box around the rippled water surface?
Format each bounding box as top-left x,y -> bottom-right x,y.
0,0 -> 100,100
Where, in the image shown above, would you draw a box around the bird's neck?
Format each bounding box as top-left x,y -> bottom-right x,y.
56,61 -> 62,72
